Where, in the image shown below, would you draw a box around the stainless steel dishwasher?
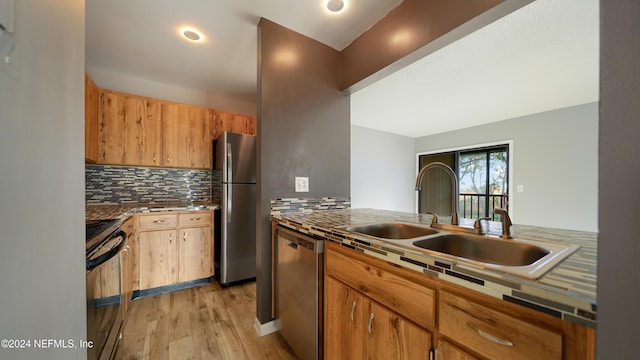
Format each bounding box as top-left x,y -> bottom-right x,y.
275,225 -> 324,360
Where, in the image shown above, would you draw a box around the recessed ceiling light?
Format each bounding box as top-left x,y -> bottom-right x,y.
326,0 -> 345,13
179,27 -> 204,42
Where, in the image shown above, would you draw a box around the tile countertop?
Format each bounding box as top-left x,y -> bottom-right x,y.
86,202 -> 220,221
272,208 -> 597,328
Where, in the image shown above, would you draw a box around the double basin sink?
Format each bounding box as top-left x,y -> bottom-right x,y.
343,222 -> 579,279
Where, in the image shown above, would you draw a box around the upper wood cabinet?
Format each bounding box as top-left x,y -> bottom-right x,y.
162,103 -> 212,169
84,81 -> 255,169
212,110 -> 257,139
84,73 -> 100,163
99,90 -> 163,166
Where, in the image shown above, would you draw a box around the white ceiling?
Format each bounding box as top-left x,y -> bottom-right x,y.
85,0 -> 403,104
352,0 -> 600,137
86,0 -> 599,138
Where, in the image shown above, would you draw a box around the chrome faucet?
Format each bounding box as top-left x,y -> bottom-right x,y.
494,208 -> 513,239
415,162 -> 459,226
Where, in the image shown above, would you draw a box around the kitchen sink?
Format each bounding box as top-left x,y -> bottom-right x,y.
412,234 -> 549,266
409,233 -> 580,279
343,221 -> 580,279
345,222 -> 438,240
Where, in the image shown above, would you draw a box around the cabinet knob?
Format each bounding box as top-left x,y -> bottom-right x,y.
153,219 -> 166,224
367,312 -> 374,336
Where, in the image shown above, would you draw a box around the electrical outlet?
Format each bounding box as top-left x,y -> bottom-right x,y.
295,177 -> 309,192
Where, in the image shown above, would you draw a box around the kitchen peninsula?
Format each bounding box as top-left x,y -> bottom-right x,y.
272,208 -> 597,359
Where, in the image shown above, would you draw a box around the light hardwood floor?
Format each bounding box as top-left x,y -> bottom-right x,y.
115,281 -> 297,360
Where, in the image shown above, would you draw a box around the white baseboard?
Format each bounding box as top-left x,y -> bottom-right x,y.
253,317 -> 280,337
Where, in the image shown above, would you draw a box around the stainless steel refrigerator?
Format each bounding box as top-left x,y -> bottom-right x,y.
214,132 -> 256,286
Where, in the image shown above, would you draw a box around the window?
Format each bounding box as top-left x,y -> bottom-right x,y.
418,145 -> 509,221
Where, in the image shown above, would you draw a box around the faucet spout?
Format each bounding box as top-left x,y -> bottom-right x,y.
494,208 -> 513,239
415,162 -> 459,226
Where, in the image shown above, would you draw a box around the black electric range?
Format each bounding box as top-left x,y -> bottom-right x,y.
86,219 -> 121,241
85,218 -> 124,270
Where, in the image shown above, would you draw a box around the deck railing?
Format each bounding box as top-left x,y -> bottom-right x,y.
459,194 -> 508,221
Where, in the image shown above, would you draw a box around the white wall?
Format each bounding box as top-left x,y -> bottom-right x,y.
87,65 -> 257,116
351,125 -> 415,212
0,1 -> 86,359
415,102 -> 598,232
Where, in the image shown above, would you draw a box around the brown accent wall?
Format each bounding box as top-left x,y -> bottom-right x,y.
341,0 -> 504,91
598,0 -> 640,357
256,19 -> 350,324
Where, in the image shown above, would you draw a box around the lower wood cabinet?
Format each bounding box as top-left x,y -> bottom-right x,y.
121,215 -> 137,317
325,276 -> 431,359
325,276 -> 365,359
325,241 -> 434,359
138,211 -> 214,290
178,226 -> 214,282
323,240 -> 596,360
439,291 -> 562,360
139,229 -> 177,289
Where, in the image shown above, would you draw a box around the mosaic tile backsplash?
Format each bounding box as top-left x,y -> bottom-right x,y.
270,197 -> 351,214
86,165 -> 217,204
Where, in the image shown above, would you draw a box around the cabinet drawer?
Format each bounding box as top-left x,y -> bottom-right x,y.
439,291 -> 562,360
179,212 -> 212,228
139,214 -> 177,231
326,244 -> 435,330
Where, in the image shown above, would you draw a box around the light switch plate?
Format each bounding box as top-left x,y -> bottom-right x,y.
295,177 -> 309,192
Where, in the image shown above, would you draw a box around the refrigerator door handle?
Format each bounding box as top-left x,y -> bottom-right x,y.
226,143 -> 233,183
227,185 -> 232,223
226,142 -> 233,223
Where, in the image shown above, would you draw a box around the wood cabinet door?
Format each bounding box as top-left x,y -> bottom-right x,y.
212,110 -> 232,139
324,277 -> 366,360
140,99 -> 163,166
98,90 -> 162,166
121,238 -> 133,315
162,103 -> 212,169
212,110 -> 257,138
139,229 -> 178,289
437,339 -> 479,360
178,226 -> 213,282
366,300 -> 431,360
244,115 -> 257,135
235,114 -> 257,135
94,255 -> 120,298
84,73 -> 100,163
121,216 -> 137,315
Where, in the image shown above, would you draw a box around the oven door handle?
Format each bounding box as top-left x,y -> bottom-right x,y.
86,230 -> 127,271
